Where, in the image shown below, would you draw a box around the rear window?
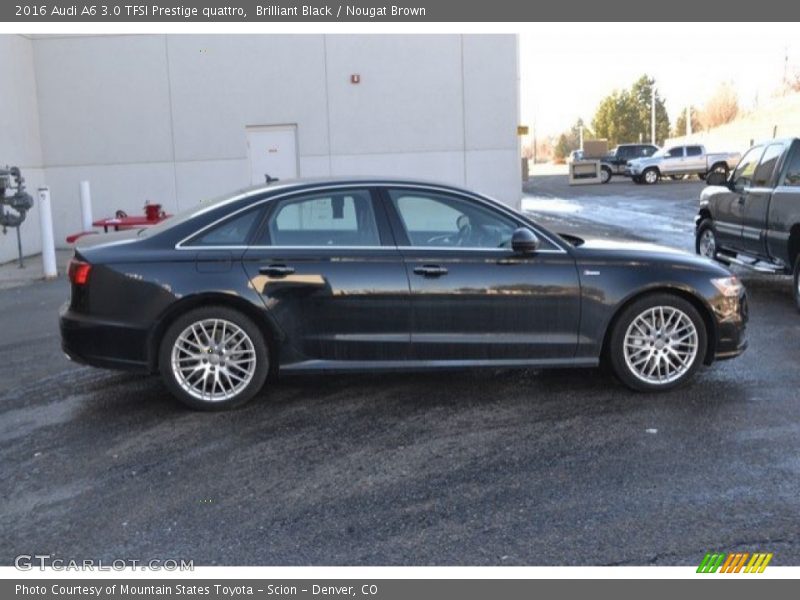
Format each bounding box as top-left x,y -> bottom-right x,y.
138,188 -> 258,239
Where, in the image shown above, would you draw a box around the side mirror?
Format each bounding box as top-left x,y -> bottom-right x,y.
511,227 -> 540,254
705,171 -> 728,187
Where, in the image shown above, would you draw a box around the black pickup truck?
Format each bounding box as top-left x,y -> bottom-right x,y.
599,143 -> 659,183
695,138 -> 800,309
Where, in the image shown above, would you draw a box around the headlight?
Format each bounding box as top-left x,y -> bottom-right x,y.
711,276 -> 743,297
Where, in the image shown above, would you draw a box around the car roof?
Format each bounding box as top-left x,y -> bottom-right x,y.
232,176 -> 496,200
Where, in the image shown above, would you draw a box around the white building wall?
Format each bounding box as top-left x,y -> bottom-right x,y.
2,33 -> 520,257
0,35 -> 46,264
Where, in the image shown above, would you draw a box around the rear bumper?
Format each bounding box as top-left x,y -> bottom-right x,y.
60,303 -> 151,372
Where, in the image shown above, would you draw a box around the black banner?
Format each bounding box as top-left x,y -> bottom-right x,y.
4,579 -> 798,600
3,0 -> 800,22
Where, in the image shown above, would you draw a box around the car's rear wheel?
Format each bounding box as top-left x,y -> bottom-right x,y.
159,306 -> 269,410
695,219 -> 717,260
609,294 -> 707,392
643,168 -> 659,184
600,166 -> 612,184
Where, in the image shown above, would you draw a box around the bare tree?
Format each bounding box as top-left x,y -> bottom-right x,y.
700,82 -> 739,130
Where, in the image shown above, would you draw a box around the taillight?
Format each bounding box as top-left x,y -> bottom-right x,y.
68,259 -> 92,286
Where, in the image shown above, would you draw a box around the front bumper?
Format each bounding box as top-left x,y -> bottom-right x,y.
60,303 -> 151,372
711,290 -> 748,362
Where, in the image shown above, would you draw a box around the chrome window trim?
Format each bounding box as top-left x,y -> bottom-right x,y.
174,182 -> 569,255
177,245 -> 566,254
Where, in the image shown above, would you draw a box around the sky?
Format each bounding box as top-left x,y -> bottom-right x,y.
520,23 -> 800,138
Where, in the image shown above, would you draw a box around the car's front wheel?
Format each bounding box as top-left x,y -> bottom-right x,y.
609,294 -> 707,392
695,219 -> 717,260
642,168 -> 659,184
600,166 -> 612,184
159,306 -> 269,410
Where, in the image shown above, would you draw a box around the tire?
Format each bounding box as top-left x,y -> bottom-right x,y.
709,163 -> 729,178
158,306 -> 270,411
695,218 -> 717,260
642,168 -> 659,185
600,166 -> 612,184
608,294 -> 707,392
793,257 -> 800,313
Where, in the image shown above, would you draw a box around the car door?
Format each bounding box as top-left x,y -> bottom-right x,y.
382,187 -> 581,362
685,145 -> 705,173
715,145 -> 765,251
740,142 -> 784,256
612,147 -> 631,172
242,186 -> 411,362
661,147 -> 685,174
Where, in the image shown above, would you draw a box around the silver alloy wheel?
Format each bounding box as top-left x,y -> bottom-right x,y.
170,318 -> 257,402
601,168 -> 611,183
644,169 -> 658,184
623,306 -> 699,385
699,228 -> 716,259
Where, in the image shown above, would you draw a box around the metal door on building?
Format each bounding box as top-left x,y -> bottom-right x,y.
246,125 -> 298,185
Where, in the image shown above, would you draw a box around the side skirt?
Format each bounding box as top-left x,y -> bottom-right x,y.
279,357 -> 599,374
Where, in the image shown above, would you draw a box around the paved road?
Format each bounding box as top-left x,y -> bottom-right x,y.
1,176 -> 799,566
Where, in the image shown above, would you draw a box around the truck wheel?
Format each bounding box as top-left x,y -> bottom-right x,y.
709,163 -> 729,178
600,166 -> 612,184
794,257 -> 800,313
695,219 -> 717,260
608,293 -> 707,392
643,168 -> 659,185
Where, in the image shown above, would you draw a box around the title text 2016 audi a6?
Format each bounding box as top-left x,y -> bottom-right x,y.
59,178 -> 748,410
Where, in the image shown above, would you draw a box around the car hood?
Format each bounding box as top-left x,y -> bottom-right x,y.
573,237 -> 730,273
628,156 -> 659,167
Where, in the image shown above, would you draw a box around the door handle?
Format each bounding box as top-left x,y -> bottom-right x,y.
413,265 -> 448,277
259,264 -> 295,277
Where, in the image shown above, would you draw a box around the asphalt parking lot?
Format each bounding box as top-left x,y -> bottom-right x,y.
2,174 -> 799,566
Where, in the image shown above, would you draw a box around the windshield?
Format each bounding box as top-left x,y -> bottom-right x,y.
137,188 -> 257,238
651,148 -> 667,158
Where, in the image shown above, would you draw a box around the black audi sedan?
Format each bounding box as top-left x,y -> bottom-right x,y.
60,178 -> 748,410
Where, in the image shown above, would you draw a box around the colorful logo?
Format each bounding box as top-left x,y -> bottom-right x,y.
697,552 -> 773,573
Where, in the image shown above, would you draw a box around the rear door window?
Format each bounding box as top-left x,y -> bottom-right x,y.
686,146 -> 703,157
782,148 -> 800,186
263,189 -> 381,247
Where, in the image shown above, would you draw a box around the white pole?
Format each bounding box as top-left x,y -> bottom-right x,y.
79,180 -> 93,231
579,125 -> 584,150
651,87 -> 656,144
38,187 -> 58,279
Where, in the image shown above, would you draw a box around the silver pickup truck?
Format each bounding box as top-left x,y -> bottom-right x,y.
626,144 -> 741,184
